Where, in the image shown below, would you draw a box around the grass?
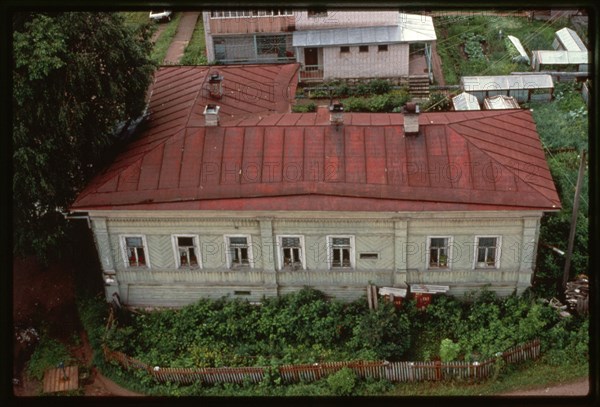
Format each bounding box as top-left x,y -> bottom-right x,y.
434,15 -> 572,84
180,15 -> 208,65
151,12 -> 182,65
387,360 -> 588,396
119,11 -> 152,27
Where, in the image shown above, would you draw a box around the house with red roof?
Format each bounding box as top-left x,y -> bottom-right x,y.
69,63 -> 560,307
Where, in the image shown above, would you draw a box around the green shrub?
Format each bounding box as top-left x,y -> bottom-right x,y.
342,96 -> 369,112
327,367 -> 357,396
439,339 -> 461,362
421,91 -> 451,112
292,102 -> 317,113
368,79 -> 392,95
26,336 -> 73,380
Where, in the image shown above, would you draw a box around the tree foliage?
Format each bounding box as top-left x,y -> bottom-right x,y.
13,12 -> 156,261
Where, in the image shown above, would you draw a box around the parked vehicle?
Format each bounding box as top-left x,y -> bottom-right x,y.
149,11 -> 172,22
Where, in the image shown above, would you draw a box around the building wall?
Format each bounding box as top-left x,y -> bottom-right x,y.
90,210 -> 542,307
207,13 -> 295,35
322,43 -> 409,80
294,10 -> 399,30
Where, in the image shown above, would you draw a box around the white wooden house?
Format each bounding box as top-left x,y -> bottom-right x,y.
68,65 -> 560,307
202,10 -> 436,84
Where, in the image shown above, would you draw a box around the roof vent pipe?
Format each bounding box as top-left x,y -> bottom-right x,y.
403,103 -> 420,136
204,104 -> 220,127
208,72 -> 224,99
329,102 -> 344,125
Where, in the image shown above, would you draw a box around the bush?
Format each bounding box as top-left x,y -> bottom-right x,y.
292,102 -> 317,113
368,79 -> 392,95
421,91 -> 451,112
327,367 -> 357,396
26,336 -> 74,380
439,339 -> 461,362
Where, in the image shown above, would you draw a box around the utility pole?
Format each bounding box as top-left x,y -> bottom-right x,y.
563,149 -> 586,290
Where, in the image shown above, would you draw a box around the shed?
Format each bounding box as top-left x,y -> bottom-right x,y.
552,27 -> 587,51
452,92 -> 480,111
506,35 -> 530,64
461,74 -> 554,103
483,95 -> 520,110
531,50 -> 589,72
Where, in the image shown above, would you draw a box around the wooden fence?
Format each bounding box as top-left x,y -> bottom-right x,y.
102,339 -> 540,385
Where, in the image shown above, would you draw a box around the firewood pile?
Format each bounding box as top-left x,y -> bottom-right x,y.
565,274 -> 589,315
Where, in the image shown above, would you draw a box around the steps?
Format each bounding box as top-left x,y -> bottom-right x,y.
409,75 -> 430,98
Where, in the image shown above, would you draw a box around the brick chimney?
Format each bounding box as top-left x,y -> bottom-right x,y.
204,104 -> 220,127
403,103 -> 420,136
208,72 -> 223,99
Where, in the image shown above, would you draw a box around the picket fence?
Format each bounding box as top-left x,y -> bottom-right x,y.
102,339 -> 540,385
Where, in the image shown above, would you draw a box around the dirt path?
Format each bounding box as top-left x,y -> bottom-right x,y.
163,11 -> 200,64
501,378 -> 589,396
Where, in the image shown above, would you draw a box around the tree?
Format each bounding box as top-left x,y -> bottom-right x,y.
13,12 -> 156,262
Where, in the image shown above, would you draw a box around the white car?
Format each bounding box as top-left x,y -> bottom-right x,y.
149,11 -> 172,22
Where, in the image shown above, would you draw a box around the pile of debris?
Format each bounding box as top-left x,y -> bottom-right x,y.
565,274 -> 589,315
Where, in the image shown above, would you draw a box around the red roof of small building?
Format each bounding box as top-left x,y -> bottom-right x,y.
71,67 -> 560,212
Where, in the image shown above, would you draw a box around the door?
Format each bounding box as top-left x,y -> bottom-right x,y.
304,47 -> 319,68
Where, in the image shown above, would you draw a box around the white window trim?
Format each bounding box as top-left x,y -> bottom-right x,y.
171,234 -> 202,269
473,235 -> 502,269
276,235 -> 306,271
120,234 -> 150,269
326,235 -> 355,270
426,236 -> 453,270
224,234 -> 254,269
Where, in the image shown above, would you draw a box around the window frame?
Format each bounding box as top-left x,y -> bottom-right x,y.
120,235 -> 150,269
211,10 -> 293,18
359,45 -> 369,53
277,235 -> 306,271
378,44 -> 389,52
426,236 -> 453,270
172,234 -> 202,269
326,235 -> 355,270
224,234 -> 254,269
307,10 -> 328,18
340,46 -> 350,53
473,235 -> 502,269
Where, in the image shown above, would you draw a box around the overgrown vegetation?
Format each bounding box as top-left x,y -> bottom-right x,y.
180,15 -> 207,65
434,15 -> 569,83
151,12 -> 182,64
89,286 -> 588,396
526,82 -> 588,297
292,102 -> 317,113
26,335 -> 74,381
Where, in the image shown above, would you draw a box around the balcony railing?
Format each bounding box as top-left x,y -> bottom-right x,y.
299,64 -> 324,81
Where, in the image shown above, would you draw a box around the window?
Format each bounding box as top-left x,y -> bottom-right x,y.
328,236 -> 354,269
427,237 -> 451,269
173,235 -> 200,268
474,236 -> 501,268
307,10 -> 328,18
378,44 -> 388,52
359,45 -> 369,53
121,236 -> 149,268
226,236 -> 253,268
340,46 -> 350,53
256,35 -> 288,56
278,235 -> 305,270
211,10 -> 292,18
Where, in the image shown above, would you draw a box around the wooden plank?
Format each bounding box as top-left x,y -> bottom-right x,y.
43,366 -> 78,393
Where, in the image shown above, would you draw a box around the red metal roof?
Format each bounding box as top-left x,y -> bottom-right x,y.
71,71 -> 560,212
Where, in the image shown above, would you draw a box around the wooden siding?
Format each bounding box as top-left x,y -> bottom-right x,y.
209,16 -> 295,35
294,11 -> 399,30
322,43 -> 409,80
92,213 -> 540,306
